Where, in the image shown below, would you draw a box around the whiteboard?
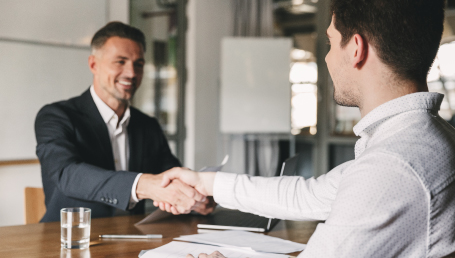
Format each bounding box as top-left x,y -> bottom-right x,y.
220,38 -> 292,133
0,0 -> 106,45
0,42 -> 92,160
0,0 -> 109,160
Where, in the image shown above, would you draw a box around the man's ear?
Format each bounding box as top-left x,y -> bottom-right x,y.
88,55 -> 97,74
352,34 -> 367,68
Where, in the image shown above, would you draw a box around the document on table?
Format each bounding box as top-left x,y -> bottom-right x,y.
139,241 -> 289,258
175,230 -> 306,254
135,155 -> 229,226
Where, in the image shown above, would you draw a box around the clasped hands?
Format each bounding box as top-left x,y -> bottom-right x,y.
137,168 -> 226,258
136,168 -> 216,215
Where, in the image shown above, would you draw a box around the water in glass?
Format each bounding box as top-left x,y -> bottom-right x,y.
61,223 -> 90,249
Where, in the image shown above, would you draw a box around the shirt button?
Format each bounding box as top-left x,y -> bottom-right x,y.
113,199 -> 118,204
101,197 -> 105,201
108,199 -> 113,204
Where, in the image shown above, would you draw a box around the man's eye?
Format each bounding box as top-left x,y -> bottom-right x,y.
326,39 -> 331,45
117,60 -> 125,64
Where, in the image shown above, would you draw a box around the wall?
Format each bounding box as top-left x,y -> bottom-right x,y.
0,0 -> 128,227
0,164 -> 42,227
185,0 -> 233,170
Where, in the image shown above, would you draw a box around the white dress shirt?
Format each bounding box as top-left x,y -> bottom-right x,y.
90,86 -> 142,209
214,92 -> 455,258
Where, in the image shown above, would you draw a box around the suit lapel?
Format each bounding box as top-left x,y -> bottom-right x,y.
128,109 -> 143,172
76,89 -> 115,170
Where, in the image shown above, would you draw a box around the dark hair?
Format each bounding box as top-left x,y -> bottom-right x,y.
330,0 -> 445,82
91,21 -> 146,52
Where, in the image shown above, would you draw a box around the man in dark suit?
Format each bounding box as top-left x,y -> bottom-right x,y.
35,22 -> 214,222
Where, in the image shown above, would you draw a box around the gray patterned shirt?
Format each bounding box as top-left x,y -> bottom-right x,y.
214,92 -> 455,258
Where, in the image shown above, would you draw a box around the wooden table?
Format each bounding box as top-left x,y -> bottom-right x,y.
0,214 -> 319,258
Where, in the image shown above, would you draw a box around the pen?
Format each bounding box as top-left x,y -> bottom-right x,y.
99,234 -> 163,239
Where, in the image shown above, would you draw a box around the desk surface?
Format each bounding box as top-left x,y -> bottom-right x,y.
0,214 -> 318,258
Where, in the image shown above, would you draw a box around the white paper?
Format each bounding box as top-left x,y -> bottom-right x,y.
140,241 -> 289,258
175,230 -> 306,254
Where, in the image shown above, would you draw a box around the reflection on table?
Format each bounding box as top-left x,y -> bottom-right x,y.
0,213 -> 319,258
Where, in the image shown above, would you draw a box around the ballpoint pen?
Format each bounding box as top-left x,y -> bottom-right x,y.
99,234 -> 163,239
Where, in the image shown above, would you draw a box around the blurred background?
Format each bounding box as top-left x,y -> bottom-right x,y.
1,0 -> 455,226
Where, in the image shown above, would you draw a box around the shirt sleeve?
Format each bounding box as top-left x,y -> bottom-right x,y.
301,152 -> 428,258
128,173 -> 143,210
213,160 -> 353,221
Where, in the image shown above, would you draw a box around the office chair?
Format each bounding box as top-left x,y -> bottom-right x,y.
24,187 -> 45,224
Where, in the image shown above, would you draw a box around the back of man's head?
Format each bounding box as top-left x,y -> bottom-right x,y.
331,0 -> 445,83
91,21 -> 146,53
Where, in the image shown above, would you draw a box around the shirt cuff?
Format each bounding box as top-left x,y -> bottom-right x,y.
128,173 -> 143,210
213,172 -> 237,207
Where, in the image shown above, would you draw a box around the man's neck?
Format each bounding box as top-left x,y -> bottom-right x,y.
357,69 -> 428,117
111,102 -> 127,121
92,84 -> 127,119
359,86 -> 425,117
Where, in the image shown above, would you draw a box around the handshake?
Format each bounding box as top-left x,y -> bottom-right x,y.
136,168 -> 217,215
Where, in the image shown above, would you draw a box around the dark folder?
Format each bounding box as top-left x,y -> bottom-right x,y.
197,154 -> 303,232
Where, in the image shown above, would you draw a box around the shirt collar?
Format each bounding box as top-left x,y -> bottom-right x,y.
353,92 -> 444,136
90,85 -> 131,126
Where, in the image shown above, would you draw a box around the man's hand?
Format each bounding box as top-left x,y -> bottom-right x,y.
160,167 -> 217,196
136,173 -> 205,214
154,168 -> 218,215
186,251 -> 226,258
154,196 -> 217,215
192,196 -> 216,215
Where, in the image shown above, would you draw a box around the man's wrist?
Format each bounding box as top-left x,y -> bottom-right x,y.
131,173 -> 143,202
136,173 -> 159,200
201,172 -> 217,196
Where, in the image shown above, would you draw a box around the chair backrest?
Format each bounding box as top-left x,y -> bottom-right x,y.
24,187 -> 46,224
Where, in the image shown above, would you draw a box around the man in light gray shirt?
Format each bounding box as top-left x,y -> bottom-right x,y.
157,0 -> 455,257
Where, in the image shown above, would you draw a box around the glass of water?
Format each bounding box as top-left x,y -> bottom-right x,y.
61,207 -> 91,249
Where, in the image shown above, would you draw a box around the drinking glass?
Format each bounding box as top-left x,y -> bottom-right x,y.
61,207 -> 91,249
60,247 -> 91,258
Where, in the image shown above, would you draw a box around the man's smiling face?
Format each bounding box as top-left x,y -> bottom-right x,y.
91,36 -> 145,103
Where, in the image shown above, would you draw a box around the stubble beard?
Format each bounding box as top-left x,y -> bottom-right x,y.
333,85 -> 359,108
115,89 -> 135,103
111,84 -> 137,104
100,84 -> 135,108
331,55 -> 360,108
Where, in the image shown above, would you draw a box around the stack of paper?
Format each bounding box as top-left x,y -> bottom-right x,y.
175,230 -> 306,254
139,230 -> 305,258
140,241 -> 289,258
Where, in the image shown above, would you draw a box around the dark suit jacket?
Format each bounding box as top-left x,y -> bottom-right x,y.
35,89 -> 181,222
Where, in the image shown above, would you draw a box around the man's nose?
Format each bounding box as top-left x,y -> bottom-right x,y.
123,62 -> 136,78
